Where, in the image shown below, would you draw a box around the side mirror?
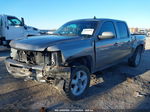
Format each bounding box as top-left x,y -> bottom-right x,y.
98,32 -> 115,40
21,17 -> 25,26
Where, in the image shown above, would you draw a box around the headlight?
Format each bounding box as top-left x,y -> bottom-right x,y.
10,48 -> 18,58
51,52 -> 62,66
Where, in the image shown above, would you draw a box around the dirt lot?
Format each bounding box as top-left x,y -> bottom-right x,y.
0,38 -> 150,112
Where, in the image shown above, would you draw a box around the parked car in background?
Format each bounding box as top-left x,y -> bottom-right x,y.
26,26 -> 41,36
139,29 -> 147,35
39,30 -> 50,35
5,18 -> 146,100
39,29 -> 56,35
47,29 -> 56,35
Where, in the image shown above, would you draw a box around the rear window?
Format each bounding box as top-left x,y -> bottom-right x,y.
117,22 -> 129,38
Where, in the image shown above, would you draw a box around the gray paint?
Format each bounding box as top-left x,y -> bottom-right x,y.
9,18 -> 146,73
10,35 -> 81,51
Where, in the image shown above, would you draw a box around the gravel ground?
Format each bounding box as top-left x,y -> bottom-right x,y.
0,38 -> 150,112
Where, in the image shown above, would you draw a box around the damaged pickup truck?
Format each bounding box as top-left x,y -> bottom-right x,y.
5,18 -> 146,100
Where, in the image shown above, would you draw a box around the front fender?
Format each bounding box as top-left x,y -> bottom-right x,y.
47,38 -> 95,64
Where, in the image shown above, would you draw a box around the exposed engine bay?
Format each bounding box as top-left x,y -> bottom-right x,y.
6,48 -> 70,88
10,48 -> 62,66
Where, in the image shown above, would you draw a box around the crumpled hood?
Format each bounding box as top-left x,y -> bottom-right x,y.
10,35 -> 80,51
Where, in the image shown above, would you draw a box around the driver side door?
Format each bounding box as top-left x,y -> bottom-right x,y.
5,16 -> 26,40
95,21 -> 121,69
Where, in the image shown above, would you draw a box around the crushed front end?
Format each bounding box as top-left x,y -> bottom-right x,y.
5,48 -> 71,88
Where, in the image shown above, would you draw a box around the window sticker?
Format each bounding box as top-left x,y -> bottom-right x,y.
81,29 -> 94,35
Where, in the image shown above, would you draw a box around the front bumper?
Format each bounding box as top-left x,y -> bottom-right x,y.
5,57 -> 71,84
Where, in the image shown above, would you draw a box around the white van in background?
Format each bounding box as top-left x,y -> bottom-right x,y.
0,14 -> 40,47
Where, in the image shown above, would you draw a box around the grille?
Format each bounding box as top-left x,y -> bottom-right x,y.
16,50 -> 50,65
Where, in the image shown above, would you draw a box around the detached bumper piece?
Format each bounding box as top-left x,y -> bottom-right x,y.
5,57 -> 71,85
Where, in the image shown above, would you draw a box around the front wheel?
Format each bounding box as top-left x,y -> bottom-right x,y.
128,47 -> 143,67
64,65 -> 90,100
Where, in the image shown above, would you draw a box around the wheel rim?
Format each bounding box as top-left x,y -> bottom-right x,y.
135,50 -> 141,65
71,70 -> 88,96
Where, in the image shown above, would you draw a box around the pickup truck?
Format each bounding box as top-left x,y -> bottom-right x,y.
5,18 -> 146,100
0,14 -> 40,46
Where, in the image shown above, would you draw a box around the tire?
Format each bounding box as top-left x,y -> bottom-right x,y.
128,46 -> 143,67
63,65 -> 90,100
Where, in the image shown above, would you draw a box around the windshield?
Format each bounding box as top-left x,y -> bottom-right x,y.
54,21 -> 98,37
7,16 -> 22,26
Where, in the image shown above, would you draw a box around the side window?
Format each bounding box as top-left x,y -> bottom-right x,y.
7,16 -> 22,26
117,22 -> 129,38
99,21 -> 116,37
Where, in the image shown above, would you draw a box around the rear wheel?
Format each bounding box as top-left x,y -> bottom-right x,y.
128,46 -> 143,67
64,65 -> 90,100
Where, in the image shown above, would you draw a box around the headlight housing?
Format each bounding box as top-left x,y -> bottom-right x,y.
51,51 -> 62,66
10,48 -> 18,59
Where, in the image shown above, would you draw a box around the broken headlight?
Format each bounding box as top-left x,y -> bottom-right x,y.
10,48 -> 18,59
51,51 -> 62,66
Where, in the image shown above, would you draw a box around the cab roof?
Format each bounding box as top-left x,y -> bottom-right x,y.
69,18 -> 126,23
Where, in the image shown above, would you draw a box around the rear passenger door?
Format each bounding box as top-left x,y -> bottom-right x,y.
95,21 -> 122,69
116,22 -> 132,59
